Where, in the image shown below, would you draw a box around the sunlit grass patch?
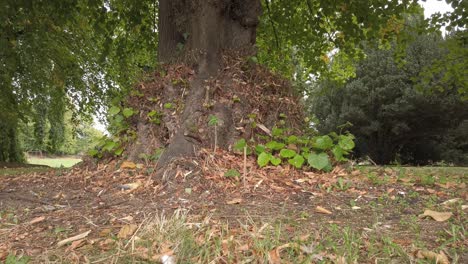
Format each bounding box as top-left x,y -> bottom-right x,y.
27,157 -> 82,168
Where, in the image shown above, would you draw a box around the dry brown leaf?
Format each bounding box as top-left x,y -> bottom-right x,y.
226,198 -> 242,205
117,224 -> 138,239
237,244 -> 249,251
28,216 -> 46,225
416,250 -> 449,264
57,230 -> 91,247
65,239 -> 86,252
441,198 -> 461,206
419,209 -> 452,222
315,206 -> 332,215
256,123 -> 271,136
120,161 -> 137,169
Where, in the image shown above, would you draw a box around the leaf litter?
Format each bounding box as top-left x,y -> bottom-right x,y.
0,150 -> 466,262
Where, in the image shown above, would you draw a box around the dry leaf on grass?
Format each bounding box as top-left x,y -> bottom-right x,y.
117,224 -> 138,239
120,161 -> 136,169
419,209 -> 452,222
268,243 -> 298,264
441,198 -> 461,206
416,250 -> 449,264
57,230 -> 91,247
315,206 -> 332,215
65,239 -> 86,252
226,198 -> 243,205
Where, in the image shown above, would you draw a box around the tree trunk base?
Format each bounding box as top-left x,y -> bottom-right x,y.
122,55 -> 304,181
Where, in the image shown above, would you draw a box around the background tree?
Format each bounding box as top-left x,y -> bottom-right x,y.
310,25 -> 468,165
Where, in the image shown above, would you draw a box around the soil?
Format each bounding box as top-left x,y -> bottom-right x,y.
1,150 -> 466,263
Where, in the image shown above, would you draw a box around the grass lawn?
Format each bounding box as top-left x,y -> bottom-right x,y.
27,156 -> 82,168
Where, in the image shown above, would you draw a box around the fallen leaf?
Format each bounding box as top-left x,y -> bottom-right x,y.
28,216 -> 46,225
57,230 -> 91,247
118,182 -> 141,191
226,198 -> 242,205
419,209 -> 452,222
351,206 -> 361,210
268,243 -> 296,264
120,161 -> 136,169
117,224 -> 138,239
66,239 -> 86,252
315,206 -> 332,215
441,198 -> 461,206
237,244 -> 249,251
462,205 -> 468,210
256,123 -> 272,136
416,250 -> 449,264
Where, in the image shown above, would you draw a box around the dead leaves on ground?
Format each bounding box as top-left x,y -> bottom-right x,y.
419,209 -> 453,222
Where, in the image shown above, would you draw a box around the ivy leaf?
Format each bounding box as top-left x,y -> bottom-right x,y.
307,152 -> 331,170
270,156 -> 282,166
279,149 -> 296,158
102,141 -> 118,152
313,135 -> 334,150
108,106 -> 121,116
338,135 -> 355,151
288,154 -> 305,169
122,108 -> 135,118
272,127 -> 284,137
266,140 -> 285,151
88,149 -> 99,157
257,152 -> 271,167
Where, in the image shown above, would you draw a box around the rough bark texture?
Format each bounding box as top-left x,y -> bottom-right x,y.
155,0 -> 261,172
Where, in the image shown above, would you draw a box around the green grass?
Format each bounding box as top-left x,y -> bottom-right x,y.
27,157 -> 82,168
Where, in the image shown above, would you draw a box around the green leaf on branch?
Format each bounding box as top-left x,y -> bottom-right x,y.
234,138 -> 246,152
338,135 -> 355,150
279,149 -> 296,158
307,152 -> 331,170
312,135 -> 334,150
257,152 -> 271,167
288,154 -> 305,169
266,140 -> 285,151
332,146 -> 347,161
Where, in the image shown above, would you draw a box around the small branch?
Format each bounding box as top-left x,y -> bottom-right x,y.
243,146 -> 247,188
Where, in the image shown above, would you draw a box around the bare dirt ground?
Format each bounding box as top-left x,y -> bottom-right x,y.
0,150 -> 466,263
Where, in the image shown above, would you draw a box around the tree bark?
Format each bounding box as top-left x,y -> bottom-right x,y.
153,0 -> 262,176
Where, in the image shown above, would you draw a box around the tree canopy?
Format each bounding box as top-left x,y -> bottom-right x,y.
1,0 -> 466,163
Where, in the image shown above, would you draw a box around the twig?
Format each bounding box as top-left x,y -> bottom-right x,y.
243,146 -> 247,188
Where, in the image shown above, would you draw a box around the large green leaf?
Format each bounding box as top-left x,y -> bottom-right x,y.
307,152 -> 331,170
313,135 -> 334,150
257,152 -> 271,167
122,107 -> 135,118
280,149 -> 296,158
288,154 -> 305,169
266,140 -> 285,151
338,135 -> 355,151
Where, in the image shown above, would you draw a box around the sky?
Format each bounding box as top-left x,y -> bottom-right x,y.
420,0 -> 453,19
93,0 -> 454,132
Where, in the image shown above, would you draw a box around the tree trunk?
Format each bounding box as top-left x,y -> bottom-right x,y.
137,0 -> 262,177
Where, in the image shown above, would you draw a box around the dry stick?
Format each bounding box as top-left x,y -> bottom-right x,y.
243,146 -> 247,188
214,125 -> 218,153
